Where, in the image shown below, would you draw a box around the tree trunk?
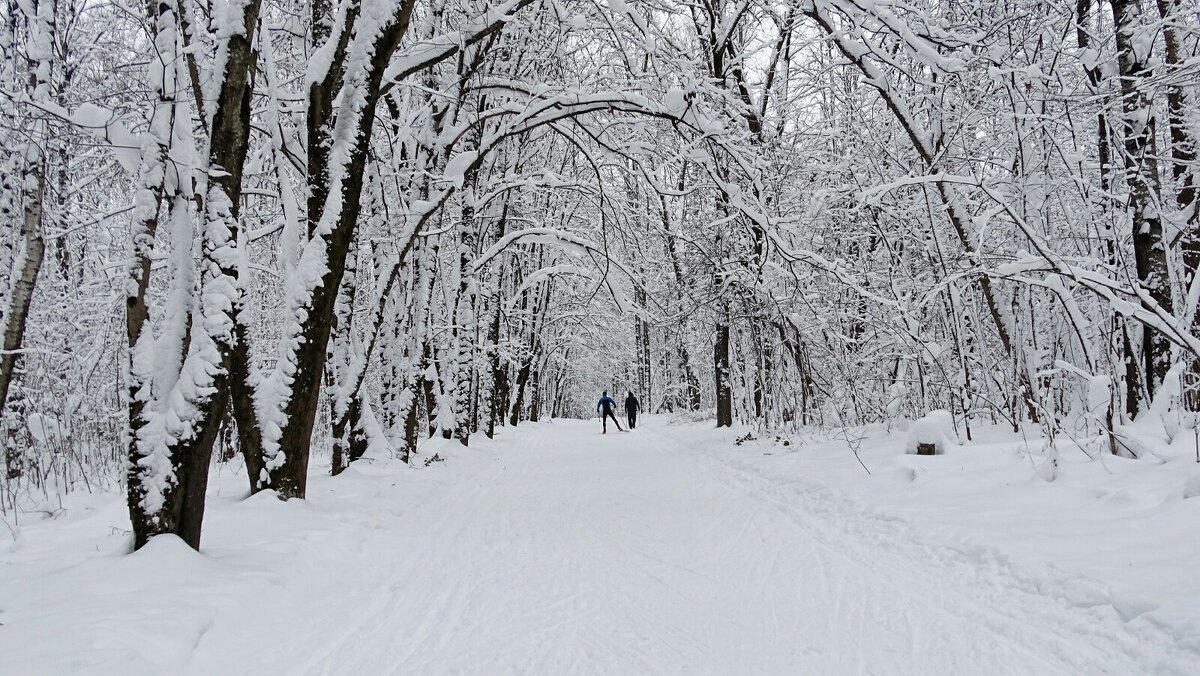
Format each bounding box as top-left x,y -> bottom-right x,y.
1154,0 -> 1200,411
332,394 -> 369,475
715,315 -> 733,427
260,0 -> 475,498
421,342 -> 439,437
273,82 -> 445,488
486,295 -> 505,437
402,389 -> 418,464
528,368 -> 541,422
0,162 -> 44,420
1111,0 -> 1174,402
0,0 -> 49,446
1077,0 -> 1145,422
127,0 -> 264,550
449,196 -> 476,446
510,359 -> 531,427
229,323 -> 264,490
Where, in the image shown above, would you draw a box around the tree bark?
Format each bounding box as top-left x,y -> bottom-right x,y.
0,0 -> 49,460
715,315 -> 733,427
0,161 -> 44,422
263,2 -> 420,498
1154,0 -> 1200,410
1111,0 -> 1174,402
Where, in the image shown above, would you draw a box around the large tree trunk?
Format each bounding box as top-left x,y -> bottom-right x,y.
124,44 -> 173,547
127,0 -> 263,550
261,0 -> 422,497
448,196 -> 477,446
1076,0 -> 1144,421
0,160 -> 44,422
1111,0 -> 1174,402
268,208 -> 362,495
0,0 -> 49,470
1154,0 -> 1200,411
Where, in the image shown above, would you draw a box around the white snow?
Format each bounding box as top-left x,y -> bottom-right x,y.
2,418 -> 1199,674
904,409 -> 956,454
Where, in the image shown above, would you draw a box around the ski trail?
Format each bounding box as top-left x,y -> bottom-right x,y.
643,424 -> 1200,675
197,419 -> 1197,675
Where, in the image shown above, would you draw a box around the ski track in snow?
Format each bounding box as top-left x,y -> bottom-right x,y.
225,420 -> 1196,674
5,418 -> 1198,675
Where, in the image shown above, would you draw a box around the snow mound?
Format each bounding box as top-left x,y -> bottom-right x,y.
1184,471 -> 1200,500
905,410 -> 955,455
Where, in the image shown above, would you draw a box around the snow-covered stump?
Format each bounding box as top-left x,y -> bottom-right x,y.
906,410 -> 956,456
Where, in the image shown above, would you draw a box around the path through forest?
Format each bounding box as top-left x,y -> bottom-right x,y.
4,417 -> 1196,675
204,419 -> 1190,675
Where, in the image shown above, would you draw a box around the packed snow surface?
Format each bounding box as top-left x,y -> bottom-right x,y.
2,417 -> 1199,674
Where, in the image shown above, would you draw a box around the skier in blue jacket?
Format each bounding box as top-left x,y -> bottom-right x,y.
597,391 -> 624,433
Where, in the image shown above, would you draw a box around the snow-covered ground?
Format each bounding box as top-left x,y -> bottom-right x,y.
2,416 -> 1198,674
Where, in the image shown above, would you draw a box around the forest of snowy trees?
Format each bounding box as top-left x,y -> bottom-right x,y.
0,0 -> 1197,549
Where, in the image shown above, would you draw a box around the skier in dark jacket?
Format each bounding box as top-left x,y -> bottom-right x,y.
624,392 -> 640,429
597,391 -> 623,433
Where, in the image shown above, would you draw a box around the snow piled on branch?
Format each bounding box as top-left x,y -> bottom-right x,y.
473,227 -> 598,269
